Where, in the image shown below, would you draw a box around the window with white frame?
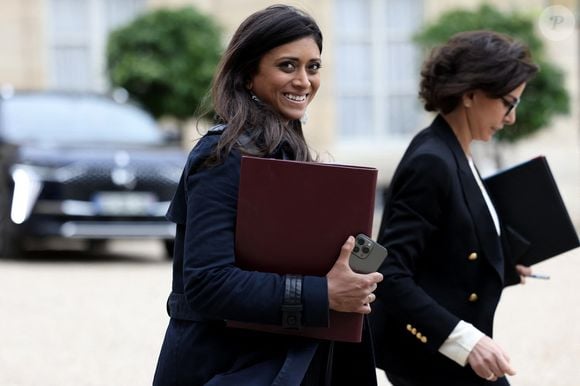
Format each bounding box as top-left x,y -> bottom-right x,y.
335,0 -> 423,139
48,0 -> 145,91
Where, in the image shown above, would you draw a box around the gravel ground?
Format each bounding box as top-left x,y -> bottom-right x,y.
0,240 -> 578,386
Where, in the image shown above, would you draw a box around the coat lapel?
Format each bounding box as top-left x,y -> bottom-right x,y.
431,116 -> 505,282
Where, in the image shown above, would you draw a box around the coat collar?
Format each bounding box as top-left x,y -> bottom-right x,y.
431,115 -> 505,282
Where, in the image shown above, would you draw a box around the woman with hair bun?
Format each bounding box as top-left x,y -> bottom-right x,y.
371,30 -> 539,386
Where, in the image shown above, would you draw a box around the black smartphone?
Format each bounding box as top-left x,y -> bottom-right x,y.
349,234 -> 388,274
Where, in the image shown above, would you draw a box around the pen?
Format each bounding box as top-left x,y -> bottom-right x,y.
527,273 -> 550,280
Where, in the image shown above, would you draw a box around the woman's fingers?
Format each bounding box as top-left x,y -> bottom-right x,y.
468,336 -> 516,380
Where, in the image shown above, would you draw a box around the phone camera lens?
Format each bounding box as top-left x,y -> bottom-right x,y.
357,238 -> 365,245
353,246 -> 360,253
362,246 -> 370,254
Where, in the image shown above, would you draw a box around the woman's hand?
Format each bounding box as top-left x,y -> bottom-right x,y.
516,264 -> 532,284
467,336 -> 516,382
326,236 -> 383,314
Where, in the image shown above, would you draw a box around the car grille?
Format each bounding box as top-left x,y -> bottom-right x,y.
40,163 -> 179,201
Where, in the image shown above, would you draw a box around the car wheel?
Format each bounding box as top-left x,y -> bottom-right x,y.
87,239 -> 108,254
164,240 -> 174,259
0,186 -> 21,258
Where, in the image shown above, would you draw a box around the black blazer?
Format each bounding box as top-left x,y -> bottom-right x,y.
153,130 -> 377,386
371,115 -> 519,386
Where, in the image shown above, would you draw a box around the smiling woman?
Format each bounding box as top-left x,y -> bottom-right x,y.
152,5 -> 383,386
248,37 -> 321,121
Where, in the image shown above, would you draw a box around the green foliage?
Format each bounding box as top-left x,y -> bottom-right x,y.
414,4 -> 569,143
106,7 -> 222,121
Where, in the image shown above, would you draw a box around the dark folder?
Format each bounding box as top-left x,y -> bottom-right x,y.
229,156 -> 378,342
484,156 -> 579,266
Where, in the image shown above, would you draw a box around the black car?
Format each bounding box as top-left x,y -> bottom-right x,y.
0,90 -> 187,258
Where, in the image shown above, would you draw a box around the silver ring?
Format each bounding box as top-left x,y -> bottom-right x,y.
485,373 -> 495,381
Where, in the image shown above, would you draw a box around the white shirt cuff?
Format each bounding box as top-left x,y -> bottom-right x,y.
438,320 -> 485,366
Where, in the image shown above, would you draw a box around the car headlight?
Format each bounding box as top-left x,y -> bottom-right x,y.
9,164 -> 44,224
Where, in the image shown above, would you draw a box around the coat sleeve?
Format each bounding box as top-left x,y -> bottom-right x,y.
377,152 -> 461,352
181,149 -> 328,327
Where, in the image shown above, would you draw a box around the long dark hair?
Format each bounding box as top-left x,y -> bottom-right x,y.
206,4 -> 322,164
419,30 -> 539,114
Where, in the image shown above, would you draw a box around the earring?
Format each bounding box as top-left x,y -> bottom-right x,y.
463,92 -> 474,108
251,93 -> 261,102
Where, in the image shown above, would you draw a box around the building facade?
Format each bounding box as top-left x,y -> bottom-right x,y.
1,0 -> 578,222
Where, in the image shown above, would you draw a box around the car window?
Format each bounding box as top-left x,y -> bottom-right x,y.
1,94 -> 164,144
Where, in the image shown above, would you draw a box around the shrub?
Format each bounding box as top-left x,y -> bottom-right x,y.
106,7 -> 222,121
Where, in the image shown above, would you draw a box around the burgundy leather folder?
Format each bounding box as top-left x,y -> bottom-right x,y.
229,156 -> 378,342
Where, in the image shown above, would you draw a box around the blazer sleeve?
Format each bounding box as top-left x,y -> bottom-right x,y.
180,148 -> 328,327
377,152 -> 461,352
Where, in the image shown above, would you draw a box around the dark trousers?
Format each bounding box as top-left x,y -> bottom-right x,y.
301,341 -> 333,386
